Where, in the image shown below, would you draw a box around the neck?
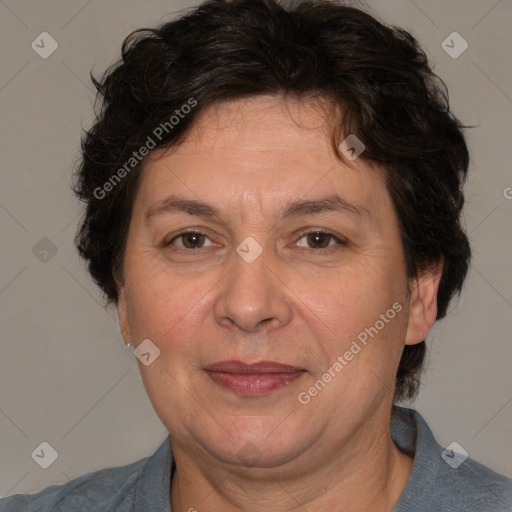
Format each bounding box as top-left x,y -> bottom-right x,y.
170,408 -> 413,512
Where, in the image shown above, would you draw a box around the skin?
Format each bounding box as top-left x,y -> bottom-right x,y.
117,95 -> 442,512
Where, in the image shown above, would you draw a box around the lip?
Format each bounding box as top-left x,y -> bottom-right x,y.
204,360 -> 304,373
204,360 -> 306,397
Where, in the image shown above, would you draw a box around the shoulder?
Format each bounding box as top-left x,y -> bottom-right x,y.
0,438 -> 172,512
416,451 -> 512,511
0,458 -> 147,512
392,406 -> 512,512
451,456 -> 512,510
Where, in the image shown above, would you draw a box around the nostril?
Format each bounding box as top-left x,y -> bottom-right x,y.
258,317 -> 277,329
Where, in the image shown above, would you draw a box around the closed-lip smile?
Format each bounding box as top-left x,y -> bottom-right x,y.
204,360 -> 306,396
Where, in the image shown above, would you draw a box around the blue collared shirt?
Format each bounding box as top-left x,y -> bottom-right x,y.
1,407 -> 511,511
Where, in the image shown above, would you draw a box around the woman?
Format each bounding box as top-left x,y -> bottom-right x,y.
2,0 -> 511,510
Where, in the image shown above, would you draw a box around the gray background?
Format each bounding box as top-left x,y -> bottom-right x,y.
1,0 -> 511,497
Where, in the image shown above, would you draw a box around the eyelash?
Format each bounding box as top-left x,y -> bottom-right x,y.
294,229 -> 347,253
165,229 -> 347,255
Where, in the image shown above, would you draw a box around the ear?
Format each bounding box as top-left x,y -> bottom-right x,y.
405,259 -> 443,346
116,283 -> 132,346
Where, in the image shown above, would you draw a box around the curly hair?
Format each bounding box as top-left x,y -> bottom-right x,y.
73,0 -> 471,401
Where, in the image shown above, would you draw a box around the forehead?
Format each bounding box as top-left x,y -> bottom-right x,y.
182,94 -> 336,152
136,95 -> 395,229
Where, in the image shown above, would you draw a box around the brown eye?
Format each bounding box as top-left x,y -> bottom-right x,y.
182,233 -> 205,248
305,232 -> 331,249
171,231 -> 212,249
295,231 -> 346,251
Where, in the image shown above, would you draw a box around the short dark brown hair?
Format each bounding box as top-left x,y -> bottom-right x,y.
74,0 -> 471,401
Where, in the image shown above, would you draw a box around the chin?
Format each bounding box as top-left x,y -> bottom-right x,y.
192,416 -> 307,468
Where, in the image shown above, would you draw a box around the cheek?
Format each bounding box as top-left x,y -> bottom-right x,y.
123,252 -> 213,350
291,259 -> 408,406
124,270 -> 212,417
294,259 -> 405,338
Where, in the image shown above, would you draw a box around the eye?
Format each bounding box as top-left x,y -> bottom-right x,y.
296,231 -> 345,250
168,231 -> 215,249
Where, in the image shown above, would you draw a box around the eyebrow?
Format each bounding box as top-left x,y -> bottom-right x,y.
144,194 -> 370,223
282,195 -> 370,220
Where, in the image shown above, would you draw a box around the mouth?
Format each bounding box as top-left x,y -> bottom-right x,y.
203,360 -> 306,397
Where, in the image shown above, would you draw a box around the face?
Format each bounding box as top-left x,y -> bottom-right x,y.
117,95 -> 440,470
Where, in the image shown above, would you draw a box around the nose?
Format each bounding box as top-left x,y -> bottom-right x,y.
213,245 -> 293,334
